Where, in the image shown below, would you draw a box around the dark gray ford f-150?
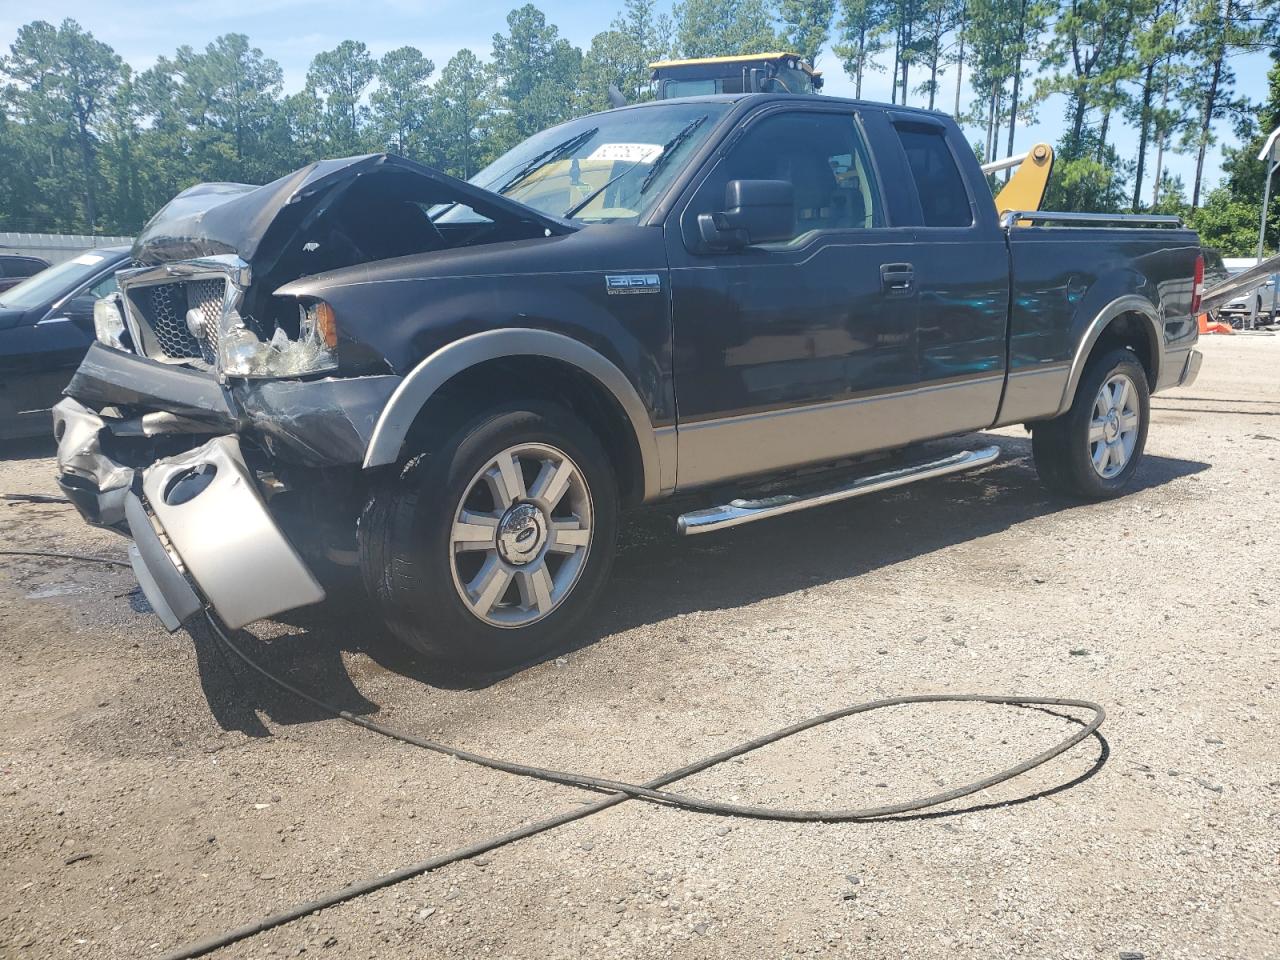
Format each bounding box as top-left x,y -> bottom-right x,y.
55,93 -> 1204,667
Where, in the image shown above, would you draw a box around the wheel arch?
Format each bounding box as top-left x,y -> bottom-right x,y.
362,329 -> 671,504
1055,295 -> 1160,418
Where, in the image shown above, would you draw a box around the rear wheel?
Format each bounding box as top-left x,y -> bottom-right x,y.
359,401 -> 617,670
1031,348 -> 1150,500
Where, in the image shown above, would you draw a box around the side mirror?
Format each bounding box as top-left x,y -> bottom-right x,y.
697,179 -> 794,250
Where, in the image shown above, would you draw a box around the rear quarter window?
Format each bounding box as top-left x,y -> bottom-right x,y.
894,124 -> 973,228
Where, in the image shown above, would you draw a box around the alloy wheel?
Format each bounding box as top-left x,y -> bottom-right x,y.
1088,373 -> 1140,479
448,442 -> 593,628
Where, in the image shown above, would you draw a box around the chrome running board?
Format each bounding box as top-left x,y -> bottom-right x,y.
676,446 -> 1000,535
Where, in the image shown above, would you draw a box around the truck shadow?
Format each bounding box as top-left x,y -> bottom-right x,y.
185,432 -> 1207,737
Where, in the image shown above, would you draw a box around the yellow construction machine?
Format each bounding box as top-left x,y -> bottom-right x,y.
649,52 -> 823,99
981,143 -> 1055,217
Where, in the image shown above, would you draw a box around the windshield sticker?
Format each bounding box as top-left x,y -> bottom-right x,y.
71,254 -> 105,266
587,143 -> 663,164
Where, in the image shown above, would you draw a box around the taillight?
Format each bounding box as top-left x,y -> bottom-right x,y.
1191,253 -> 1205,316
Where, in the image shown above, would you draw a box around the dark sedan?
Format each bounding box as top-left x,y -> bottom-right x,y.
0,246 -> 130,440
0,254 -> 51,294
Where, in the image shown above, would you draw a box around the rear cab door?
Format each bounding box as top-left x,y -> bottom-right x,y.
884,112 -> 1011,436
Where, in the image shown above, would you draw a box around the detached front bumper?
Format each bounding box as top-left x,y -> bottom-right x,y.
55,398 -> 325,631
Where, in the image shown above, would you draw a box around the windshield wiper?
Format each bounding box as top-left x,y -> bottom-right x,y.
495,127 -> 600,196
429,127 -> 600,223
561,156 -> 651,219
638,115 -> 709,195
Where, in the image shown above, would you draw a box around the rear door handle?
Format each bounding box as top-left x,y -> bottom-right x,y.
880,262 -> 915,297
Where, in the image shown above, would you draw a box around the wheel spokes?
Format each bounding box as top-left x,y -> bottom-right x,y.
1119,411 -> 1139,433
1112,377 -> 1130,413
467,556 -> 513,617
516,563 -> 554,614
451,511 -> 500,551
1093,440 -> 1111,472
488,450 -> 527,509
547,519 -> 591,554
529,457 -> 574,511
1089,419 -> 1107,443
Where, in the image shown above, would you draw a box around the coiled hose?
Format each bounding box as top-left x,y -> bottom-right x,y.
0,550 -> 1104,959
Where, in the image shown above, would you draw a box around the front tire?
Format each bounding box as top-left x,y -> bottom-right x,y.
359,401 -> 618,670
1031,348 -> 1150,500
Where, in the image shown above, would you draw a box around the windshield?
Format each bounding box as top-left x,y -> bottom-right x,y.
444,101 -> 732,224
0,251 -> 115,310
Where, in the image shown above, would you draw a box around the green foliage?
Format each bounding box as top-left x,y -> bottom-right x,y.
833,0 -> 890,98
777,0 -> 837,64
431,49 -> 494,179
306,40 -> 376,156
371,47 -> 435,158
0,2 -> 1273,237
2,18 -> 122,229
672,0 -> 782,58
578,0 -> 672,112
1043,129 -> 1134,211
1187,51 -> 1280,255
490,4 -> 583,154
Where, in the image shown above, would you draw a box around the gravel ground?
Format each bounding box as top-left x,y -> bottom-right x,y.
1,335 -> 1278,960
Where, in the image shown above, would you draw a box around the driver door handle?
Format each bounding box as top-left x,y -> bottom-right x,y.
880,262 -> 915,297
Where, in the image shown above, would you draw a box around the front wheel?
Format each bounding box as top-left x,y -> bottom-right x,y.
358,401 -> 618,670
1031,348 -> 1150,500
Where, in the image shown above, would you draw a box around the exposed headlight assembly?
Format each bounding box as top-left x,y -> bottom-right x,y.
217,300 -> 339,379
93,293 -> 130,352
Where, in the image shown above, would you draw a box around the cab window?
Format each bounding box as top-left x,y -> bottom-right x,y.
695,111 -> 883,243
893,123 -> 973,227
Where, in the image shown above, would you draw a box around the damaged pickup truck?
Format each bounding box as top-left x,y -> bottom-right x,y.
55,94 -> 1204,668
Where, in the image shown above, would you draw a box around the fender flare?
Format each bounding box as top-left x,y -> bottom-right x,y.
1054,294 -> 1162,417
362,328 -> 669,501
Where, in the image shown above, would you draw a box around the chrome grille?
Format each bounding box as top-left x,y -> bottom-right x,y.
148,283 -> 202,360
135,279 -> 227,364
187,279 -> 225,364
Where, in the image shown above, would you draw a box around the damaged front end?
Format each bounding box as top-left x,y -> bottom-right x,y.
57,153 -> 564,631
54,345 -> 398,631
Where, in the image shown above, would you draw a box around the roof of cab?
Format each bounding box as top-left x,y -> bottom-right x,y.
649,52 -> 822,78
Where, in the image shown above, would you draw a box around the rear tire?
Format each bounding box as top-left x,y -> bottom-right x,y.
358,400 -> 617,670
1031,348 -> 1150,500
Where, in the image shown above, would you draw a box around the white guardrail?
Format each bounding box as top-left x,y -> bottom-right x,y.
0,232 -> 133,265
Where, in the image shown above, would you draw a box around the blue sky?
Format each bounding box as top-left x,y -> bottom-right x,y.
1,0 -> 1272,196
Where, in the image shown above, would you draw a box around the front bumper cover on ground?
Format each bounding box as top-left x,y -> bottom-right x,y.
55,399 -> 326,631
139,436 -> 325,629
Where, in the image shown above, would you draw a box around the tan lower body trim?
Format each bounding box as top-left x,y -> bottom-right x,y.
675,376 -> 1004,489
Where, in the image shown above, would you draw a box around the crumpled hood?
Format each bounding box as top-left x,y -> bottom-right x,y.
131,153 -> 573,275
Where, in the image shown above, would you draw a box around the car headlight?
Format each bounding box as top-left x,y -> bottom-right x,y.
216,300 -> 339,378
93,293 -> 130,351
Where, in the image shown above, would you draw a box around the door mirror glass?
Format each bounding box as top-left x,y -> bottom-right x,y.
698,179 -> 795,249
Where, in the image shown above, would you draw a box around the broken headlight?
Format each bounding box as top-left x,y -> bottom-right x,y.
218,300 -> 338,379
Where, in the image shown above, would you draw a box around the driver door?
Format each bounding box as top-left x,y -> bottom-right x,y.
666,104 -> 921,488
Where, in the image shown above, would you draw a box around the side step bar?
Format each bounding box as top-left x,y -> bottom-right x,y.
676,446 -> 1000,536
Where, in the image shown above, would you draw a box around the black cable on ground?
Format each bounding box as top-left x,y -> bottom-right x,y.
0,551 -> 1106,959
158,612 -> 1104,960
0,549 -> 130,567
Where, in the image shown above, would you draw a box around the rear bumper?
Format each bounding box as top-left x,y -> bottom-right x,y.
1178,348 -> 1203,388
55,398 -> 325,631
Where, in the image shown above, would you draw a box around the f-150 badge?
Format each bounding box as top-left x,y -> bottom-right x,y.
605,274 -> 661,295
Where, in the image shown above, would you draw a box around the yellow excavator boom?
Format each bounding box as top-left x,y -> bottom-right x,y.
983,143 -> 1055,217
